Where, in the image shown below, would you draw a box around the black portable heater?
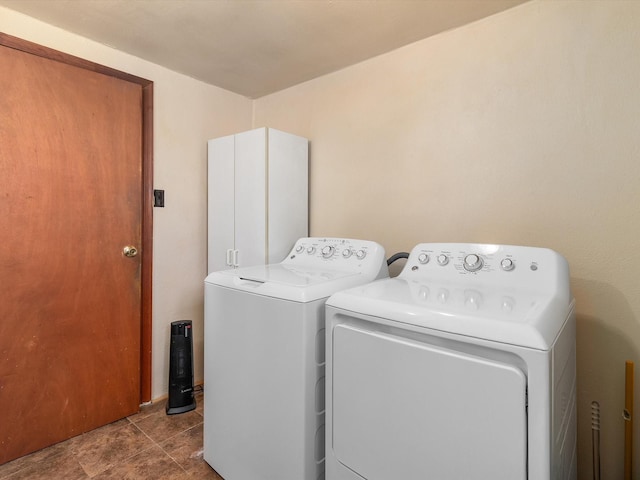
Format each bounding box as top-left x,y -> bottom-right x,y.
166,320 -> 196,414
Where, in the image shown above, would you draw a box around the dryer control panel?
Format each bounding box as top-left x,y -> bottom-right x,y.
285,237 -> 388,279
401,243 -> 570,295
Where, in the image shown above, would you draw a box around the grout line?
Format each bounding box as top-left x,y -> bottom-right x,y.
153,421 -> 205,476
80,423 -> 159,479
161,449 -> 191,475
130,421 -> 159,449
157,444 -> 190,476
1,398 -> 207,480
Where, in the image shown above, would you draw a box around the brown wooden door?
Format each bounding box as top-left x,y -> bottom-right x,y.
0,41 -> 147,464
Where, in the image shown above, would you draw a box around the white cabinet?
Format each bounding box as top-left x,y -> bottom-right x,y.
207,127 -> 308,273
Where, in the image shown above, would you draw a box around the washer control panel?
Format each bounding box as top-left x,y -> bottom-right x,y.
401,243 -> 570,291
285,237 -> 388,276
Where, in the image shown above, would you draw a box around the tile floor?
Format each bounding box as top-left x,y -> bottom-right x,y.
0,392 -> 223,479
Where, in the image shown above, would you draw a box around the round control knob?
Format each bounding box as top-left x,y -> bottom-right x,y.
500,258 -> 515,271
321,246 -> 335,258
436,254 -> 449,266
342,249 -> 353,258
463,254 -> 483,272
306,246 -> 316,255
356,250 -> 367,260
418,253 -> 429,264
295,245 -> 304,253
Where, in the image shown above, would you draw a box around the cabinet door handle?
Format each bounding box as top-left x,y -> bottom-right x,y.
226,249 -> 234,266
232,249 -> 239,267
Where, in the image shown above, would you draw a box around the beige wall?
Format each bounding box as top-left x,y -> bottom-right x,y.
3,0 -> 640,476
0,7 -> 254,402
254,1 -> 640,477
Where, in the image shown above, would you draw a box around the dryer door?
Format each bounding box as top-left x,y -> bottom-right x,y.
331,324 -> 527,480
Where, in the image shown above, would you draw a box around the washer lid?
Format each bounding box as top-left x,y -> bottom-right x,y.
326,277 -> 573,350
205,264 -> 361,302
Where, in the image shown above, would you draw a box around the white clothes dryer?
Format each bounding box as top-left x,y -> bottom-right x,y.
204,237 -> 388,480
325,243 -> 576,480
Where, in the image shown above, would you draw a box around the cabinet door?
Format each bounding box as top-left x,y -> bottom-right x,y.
234,128 -> 266,268
208,135 -> 235,273
268,129 -> 308,264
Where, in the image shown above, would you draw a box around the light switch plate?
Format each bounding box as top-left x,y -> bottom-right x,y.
154,189 -> 164,207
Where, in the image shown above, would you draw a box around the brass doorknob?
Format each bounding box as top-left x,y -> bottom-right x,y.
123,246 -> 138,257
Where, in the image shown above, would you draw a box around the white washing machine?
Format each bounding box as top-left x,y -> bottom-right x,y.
204,237 -> 388,480
325,243 -> 576,480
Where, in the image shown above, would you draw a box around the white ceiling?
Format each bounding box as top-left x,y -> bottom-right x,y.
0,0 -> 528,98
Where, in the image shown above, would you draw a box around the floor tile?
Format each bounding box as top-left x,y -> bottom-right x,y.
0,443 -> 87,480
1,393 -> 221,480
187,461 -> 224,479
127,398 -> 167,423
91,445 -> 186,480
160,423 -> 206,473
0,440 -> 70,478
70,419 -> 155,477
133,408 -> 203,445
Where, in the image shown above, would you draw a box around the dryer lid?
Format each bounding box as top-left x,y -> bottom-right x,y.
327,277 -> 574,350
327,242 -> 573,350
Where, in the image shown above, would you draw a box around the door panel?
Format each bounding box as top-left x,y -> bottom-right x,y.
234,128 -> 266,268
207,135 -> 235,273
332,324 -> 527,480
0,43 -> 143,464
267,129 -> 308,264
